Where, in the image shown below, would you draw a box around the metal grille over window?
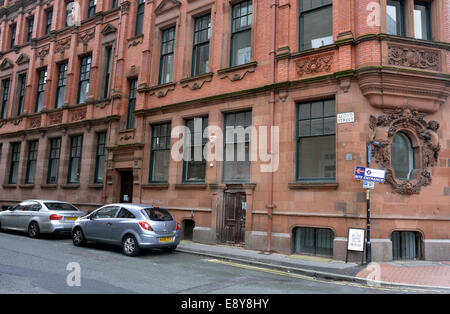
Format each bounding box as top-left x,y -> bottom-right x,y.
294,227 -> 334,257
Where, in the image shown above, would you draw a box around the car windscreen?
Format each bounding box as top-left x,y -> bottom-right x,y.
45,202 -> 78,211
142,208 -> 173,221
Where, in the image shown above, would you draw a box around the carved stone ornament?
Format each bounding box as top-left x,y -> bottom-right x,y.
54,37 -> 71,54
295,53 -> 334,77
49,112 -> 63,125
369,107 -> 440,195
71,109 -> 87,122
0,58 -> 14,70
36,45 -> 50,59
16,53 -> 30,65
29,116 -> 42,128
78,28 -> 95,45
388,44 -> 440,71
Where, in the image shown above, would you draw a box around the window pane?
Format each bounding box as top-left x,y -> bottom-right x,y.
193,43 -> 210,76
414,3 -> 430,40
300,5 -> 333,50
160,54 -> 174,84
387,1 -> 404,36
298,135 -> 336,179
391,132 -> 414,180
223,111 -> 252,182
152,150 -> 169,182
231,30 -> 251,66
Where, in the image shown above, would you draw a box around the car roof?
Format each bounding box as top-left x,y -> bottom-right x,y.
21,200 -> 74,204
105,203 -> 166,210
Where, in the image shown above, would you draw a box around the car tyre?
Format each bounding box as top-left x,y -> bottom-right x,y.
28,222 -> 40,238
72,228 -> 87,247
122,235 -> 140,257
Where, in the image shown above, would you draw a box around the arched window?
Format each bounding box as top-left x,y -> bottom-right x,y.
391,132 -> 415,180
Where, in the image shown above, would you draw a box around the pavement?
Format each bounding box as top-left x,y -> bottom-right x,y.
177,241 -> 450,291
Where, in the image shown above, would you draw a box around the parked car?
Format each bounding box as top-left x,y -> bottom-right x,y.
0,200 -> 85,238
71,203 -> 181,256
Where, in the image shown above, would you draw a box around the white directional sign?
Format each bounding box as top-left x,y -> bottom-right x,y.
354,166 -> 386,183
347,228 -> 366,252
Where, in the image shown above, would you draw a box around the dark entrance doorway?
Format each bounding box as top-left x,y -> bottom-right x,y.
219,191 -> 246,245
120,170 -> 133,203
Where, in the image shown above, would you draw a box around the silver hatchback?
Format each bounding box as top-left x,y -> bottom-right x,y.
71,203 -> 181,256
0,200 -> 85,238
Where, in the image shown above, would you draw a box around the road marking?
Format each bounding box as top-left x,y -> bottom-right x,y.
206,259 -> 445,294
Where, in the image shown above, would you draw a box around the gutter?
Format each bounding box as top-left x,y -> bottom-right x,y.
267,0 -> 278,252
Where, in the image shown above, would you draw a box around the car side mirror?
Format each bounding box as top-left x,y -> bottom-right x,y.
89,214 -> 94,220
8,206 -> 13,211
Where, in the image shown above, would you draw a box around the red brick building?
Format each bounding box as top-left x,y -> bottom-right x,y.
0,0 -> 449,261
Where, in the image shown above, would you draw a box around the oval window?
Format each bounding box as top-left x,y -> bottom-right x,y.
391,132 -> 415,180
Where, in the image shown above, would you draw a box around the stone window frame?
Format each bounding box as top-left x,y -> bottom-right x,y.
181,0 -> 216,80
369,108 -> 440,195
220,0 -> 258,70
150,13 -> 180,87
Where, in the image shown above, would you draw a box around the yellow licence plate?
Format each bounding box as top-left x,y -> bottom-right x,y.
65,217 -> 77,221
158,237 -> 173,243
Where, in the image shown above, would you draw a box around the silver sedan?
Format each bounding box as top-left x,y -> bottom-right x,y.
71,203 -> 181,256
0,200 -> 85,238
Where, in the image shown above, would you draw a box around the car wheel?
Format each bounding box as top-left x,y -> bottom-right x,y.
72,228 -> 86,247
28,222 -> 40,238
122,235 -> 140,257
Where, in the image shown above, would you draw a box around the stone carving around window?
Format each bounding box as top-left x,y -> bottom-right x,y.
369,108 -> 440,195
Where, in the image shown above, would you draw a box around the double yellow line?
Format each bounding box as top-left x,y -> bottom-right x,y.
206,258 -> 444,294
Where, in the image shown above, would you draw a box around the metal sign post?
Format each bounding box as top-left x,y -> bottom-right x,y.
353,142 -> 385,265
366,142 -> 371,264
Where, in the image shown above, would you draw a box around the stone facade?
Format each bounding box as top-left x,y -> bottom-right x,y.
0,0 -> 449,261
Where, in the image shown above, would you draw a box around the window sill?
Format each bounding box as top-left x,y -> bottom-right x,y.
60,184 -> 80,189
174,183 -> 207,190
19,184 -> 34,189
142,183 -> 170,190
145,82 -> 177,98
288,182 -> 339,190
217,62 -> 257,82
41,184 -> 58,189
88,184 -> 104,189
2,184 -> 17,189
218,61 -> 258,74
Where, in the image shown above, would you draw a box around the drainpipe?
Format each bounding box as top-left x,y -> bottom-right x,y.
267,0 -> 277,252
102,2 -> 124,205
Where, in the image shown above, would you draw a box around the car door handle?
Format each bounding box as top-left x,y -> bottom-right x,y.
106,222 -> 112,226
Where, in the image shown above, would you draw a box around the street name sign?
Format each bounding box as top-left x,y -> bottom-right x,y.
354,166 -> 385,183
337,112 -> 355,124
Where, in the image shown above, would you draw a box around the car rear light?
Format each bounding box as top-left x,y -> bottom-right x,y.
175,222 -> 180,231
139,221 -> 153,231
49,214 -> 63,220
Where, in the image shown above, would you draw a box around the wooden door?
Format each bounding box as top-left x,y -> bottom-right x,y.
222,191 -> 246,244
